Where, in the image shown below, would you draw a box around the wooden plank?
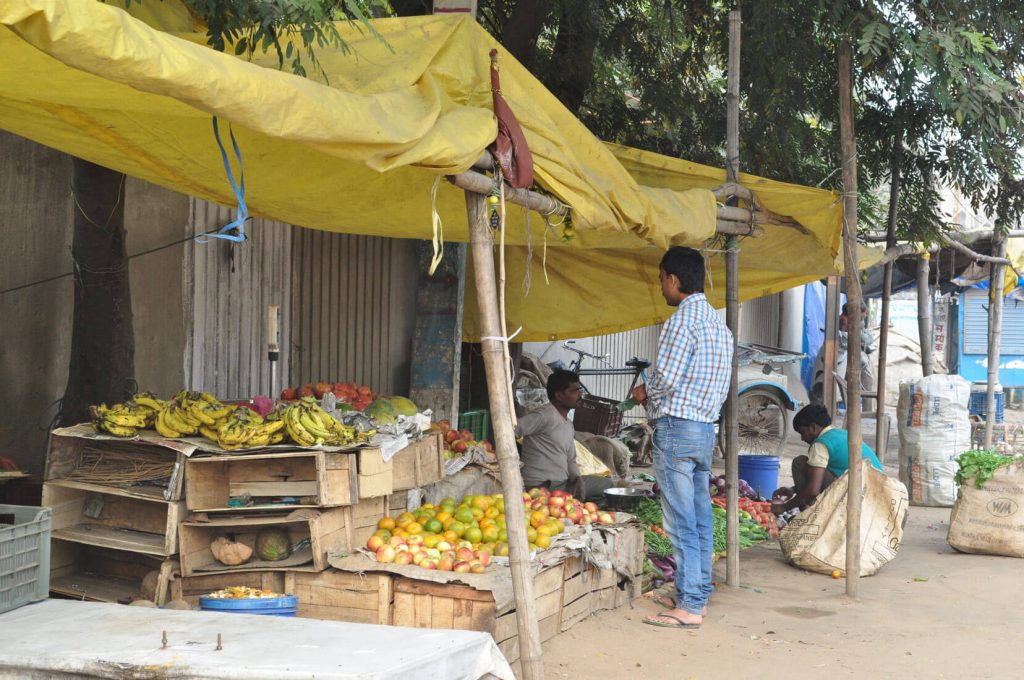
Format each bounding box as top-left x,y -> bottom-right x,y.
228,481 -> 319,497
393,578 -> 494,603
393,591 -> 415,628
430,594 -> 455,630
358,447 -> 392,476
414,593 -> 433,628
559,591 -> 592,632
358,470 -> 393,498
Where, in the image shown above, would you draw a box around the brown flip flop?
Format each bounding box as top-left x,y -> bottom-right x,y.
643,612 -> 701,629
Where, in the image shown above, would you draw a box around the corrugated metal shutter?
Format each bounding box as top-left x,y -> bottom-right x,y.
185,199 -> 292,400
964,287 -> 1024,355
586,326 -> 661,422
288,227 -> 417,396
740,294 -> 780,346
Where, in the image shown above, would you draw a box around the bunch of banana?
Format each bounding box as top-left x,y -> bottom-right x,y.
216,406 -> 285,450
284,397 -> 372,447
154,391 -> 234,439
90,401 -> 155,437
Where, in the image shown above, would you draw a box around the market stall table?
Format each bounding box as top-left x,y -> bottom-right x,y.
0,600 -> 512,680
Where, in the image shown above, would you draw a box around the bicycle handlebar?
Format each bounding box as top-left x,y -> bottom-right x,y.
561,342 -> 609,362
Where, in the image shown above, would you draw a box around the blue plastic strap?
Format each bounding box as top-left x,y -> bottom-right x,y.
198,117 -> 248,243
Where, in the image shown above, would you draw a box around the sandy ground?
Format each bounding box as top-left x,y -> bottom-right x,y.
542,410 -> 1024,680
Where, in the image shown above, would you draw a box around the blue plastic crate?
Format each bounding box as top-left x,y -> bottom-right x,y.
0,505 -> 51,614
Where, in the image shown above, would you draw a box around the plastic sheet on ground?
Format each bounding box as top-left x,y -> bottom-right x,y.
0,599 -> 513,680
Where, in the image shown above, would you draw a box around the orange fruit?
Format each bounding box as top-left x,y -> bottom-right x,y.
498,529 -> 508,543
535,534 -> 551,549
494,499 -> 505,513
393,528 -> 408,539
481,526 -> 499,543
464,527 -> 483,543
530,511 -> 547,528
526,526 -> 537,543
496,543 -> 509,557
455,507 -> 475,524
536,524 -> 553,538
443,530 -> 459,544
484,506 -> 500,519
374,529 -> 392,540
472,496 -> 492,511
406,522 -> 423,535
423,533 -> 441,548
425,519 -> 443,534
448,521 -> 466,538
378,517 -> 396,530
471,507 -> 485,521
435,511 -> 452,525
396,512 -> 415,529
479,518 -> 496,530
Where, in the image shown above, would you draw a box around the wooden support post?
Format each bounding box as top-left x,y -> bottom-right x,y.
917,254 -> 934,377
984,228 -> 1007,449
876,148 -> 900,463
465,192 -> 543,680
724,236 -> 741,587
408,242 -> 466,422
838,40 -> 863,597
723,4 -> 741,588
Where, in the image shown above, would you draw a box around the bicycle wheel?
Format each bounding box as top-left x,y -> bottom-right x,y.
719,387 -> 789,456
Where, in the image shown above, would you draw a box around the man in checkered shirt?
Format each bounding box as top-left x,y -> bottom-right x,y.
633,246 -> 733,630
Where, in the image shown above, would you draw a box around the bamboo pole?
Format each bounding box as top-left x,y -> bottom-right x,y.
449,170 -> 568,216
875,148 -> 900,464
917,254 -> 934,377
723,4 -> 741,589
465,191 -> 543,680
838,40 -> 863,597
823,276 -> 840,411
984,227 -> 1007,449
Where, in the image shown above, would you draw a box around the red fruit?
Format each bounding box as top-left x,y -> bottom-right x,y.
469,562 -> 486,574
313,382 -> 331,399
333,383 -> 345,392
437,558 -> 454,572
280,387 -> 297,400
550,507 -> 566,519
584,502 -> 599,513
459,429 -> 475,442
481,441 -> 494,452
437,419 -> 452,433
420,560 -> 438,570
456,547 -> 475,562
453,561 -> 472,573
375,546 -> 396,563
475,551 -> 492,567
297,384 -> 315,398
366,535 -> 385,551
393,551 -> 414,565
358,385 -> 372,396
452,440 -> 468,454
445,430 -> 461,444
551,490 -> 570,499
548,496 -> 566,508
597,512 -> 616,525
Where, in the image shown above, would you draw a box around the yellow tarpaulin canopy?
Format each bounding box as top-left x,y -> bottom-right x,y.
0,0 -> 846,340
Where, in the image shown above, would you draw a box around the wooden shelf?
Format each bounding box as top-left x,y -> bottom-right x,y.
52,524 -> 168,556
50,571 -> 142,604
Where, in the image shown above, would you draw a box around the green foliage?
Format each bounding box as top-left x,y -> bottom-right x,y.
954,449 -> 1022,489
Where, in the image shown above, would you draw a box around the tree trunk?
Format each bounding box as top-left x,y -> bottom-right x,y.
875,145 -> 900,462
984,228 -> 1006,448
917,254 -> 933,377
58,159 -> 135,426
838,40 -> 863,598
546,0 -> 601,113
500,0 -> 552,71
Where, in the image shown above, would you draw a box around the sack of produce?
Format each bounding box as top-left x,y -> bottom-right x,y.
948,452 -> 1024,558
897,374 -> 972,506
780,461 -> 908,577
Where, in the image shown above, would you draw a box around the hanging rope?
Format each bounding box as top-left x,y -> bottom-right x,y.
198,117 -> 248,244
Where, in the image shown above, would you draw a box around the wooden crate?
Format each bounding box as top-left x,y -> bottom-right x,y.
392,562 -> 564,665
179,499 -> 384,576
42,481 -> 184,557
49,540 -> 175,605
170,571 -> 286,607
45,431 -> 185,501
185,450 -> 358,511
392,432 -> 444,491
284,569 -> 392,625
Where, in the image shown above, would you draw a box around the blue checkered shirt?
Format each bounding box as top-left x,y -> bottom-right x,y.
646,293 -> 734,423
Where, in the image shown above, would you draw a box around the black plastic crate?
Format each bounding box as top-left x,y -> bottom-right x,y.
572,395 -> 623,437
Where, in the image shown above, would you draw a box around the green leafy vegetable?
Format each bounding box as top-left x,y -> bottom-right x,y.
636,498 -> 664,527
954,449 -> 1022,489
643,527 -> 674,557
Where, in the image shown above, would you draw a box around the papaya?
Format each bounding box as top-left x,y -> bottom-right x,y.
388,396 -> 419,417
254,528 -> 291,561
365,398 -> 399,424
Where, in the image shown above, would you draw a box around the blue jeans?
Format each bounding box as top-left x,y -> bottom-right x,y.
652,416 -> 715,615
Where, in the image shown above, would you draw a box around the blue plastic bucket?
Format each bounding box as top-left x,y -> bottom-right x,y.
199,595 -> 298,617
738,455 -> 780,500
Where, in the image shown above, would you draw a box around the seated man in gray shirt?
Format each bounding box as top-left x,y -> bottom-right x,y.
515,370 -> 614,502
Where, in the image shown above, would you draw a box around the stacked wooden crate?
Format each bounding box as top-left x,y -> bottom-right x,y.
42,430 -> 185,605
42,425 -> 444,616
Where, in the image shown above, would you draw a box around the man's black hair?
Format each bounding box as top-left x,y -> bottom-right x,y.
659,246 -> 704,294
547,369 -> 580,401
793,404 -> 832,431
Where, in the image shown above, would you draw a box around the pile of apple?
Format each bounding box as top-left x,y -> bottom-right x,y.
522,487 -> 617,526
280,381 -> 375,411
429,419 -> 495,460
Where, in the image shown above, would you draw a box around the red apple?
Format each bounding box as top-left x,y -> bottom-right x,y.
406,535 -> 424,546
481,441 -> 494,452
459,429 -> 475,442
549,507 -> 566,519
469,561 -> 486,574
297,384 -> 315,398
420,559 -> 438,570
452,440 -> 468,454
597,512 -> 616,524
522,492 -> 533,504
456,547 -> 475,562
394,551 -> 414,565
388,536 -> 407,548
551,489 -> 569,499
584,502 -> 599,513
445,430 -> 461,444
475,551 -> 492,567
568,507 -> 583,523
437,419 -> 452,433
548,496 -> 566,508
366,535 -> 385,551
453,561 -> 472,573
375,545 -> 396,563
280,387 -> 297,400
530,499 -> 547,511
437,557 -> 454,572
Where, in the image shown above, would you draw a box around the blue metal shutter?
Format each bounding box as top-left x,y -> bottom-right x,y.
963,287 -> 1024,355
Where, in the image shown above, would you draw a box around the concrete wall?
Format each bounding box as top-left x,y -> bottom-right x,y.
0,133 -> 189,473
0,132 -> 74,474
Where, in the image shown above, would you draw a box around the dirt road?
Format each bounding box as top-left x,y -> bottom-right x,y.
543,416 -> 1023,679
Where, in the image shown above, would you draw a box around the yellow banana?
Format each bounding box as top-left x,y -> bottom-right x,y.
199,426 -> 220,441
102,422 -> 138,437
155,410 -> 183,438
199,392 -> 221,405
298,408 -> 332,439
163,406 -> 197,435
285,407 -> 317,447
133,394 -> 165,411
104,413 -> 148,429
269,432 -> 285,444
